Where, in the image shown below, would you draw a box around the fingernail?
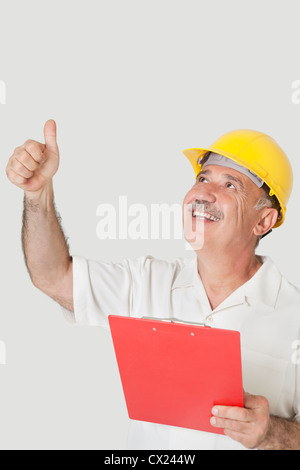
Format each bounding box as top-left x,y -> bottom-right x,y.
212,407 -> 219,416
210,417 -> 217,426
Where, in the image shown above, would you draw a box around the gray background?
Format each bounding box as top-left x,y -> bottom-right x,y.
0,0 -> 299,450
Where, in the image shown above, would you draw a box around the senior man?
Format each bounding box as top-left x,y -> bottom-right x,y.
6,121 -> 300,450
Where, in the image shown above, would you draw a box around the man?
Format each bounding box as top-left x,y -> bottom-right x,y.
6,121 -> 300,450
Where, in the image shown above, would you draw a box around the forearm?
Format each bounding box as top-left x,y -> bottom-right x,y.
258,416 -> 300,450
22,180 -> 72,290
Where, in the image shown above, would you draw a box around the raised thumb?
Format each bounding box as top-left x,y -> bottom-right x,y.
44,119 -> 58,151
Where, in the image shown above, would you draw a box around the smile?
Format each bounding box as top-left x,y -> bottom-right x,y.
192,210 -> 220,222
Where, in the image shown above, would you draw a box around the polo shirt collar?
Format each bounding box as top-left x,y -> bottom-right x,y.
171,255 -> 282,310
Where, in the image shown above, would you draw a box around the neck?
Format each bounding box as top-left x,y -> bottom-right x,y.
196,248 -> 262,310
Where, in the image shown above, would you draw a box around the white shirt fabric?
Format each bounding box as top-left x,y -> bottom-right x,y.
63,254 -> 300,450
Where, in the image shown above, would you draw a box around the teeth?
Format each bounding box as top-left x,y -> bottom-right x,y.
192,211 -> 219,222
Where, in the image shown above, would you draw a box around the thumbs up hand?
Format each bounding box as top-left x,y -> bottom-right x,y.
6,120 -> 60,193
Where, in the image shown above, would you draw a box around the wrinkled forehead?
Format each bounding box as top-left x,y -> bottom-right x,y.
200,152 -> 264,189
198,165 -> 248,191
197,165 -> 266,199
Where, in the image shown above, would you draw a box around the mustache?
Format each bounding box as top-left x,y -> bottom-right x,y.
185,199 -> 224,220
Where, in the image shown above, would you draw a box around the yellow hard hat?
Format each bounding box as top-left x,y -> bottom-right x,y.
183,129 -> 293,228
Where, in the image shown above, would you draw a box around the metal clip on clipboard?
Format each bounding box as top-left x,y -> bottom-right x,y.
141,316 -> 212,328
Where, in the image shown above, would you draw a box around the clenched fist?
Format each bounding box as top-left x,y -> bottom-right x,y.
6,120 -> 59,193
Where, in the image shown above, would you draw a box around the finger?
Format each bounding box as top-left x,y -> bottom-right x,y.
6,167 -> 28,186
22,140 -> 46,163
212,405 -> 252,422
10,157 -> 34,179
44,119 -> 58,151
210,415 -> 250,433
14,148 -> 40,172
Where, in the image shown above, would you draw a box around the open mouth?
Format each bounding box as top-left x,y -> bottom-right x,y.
189,201 -> 221,222
192,210 -> 220,222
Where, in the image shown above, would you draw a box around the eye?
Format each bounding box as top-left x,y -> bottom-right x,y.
197,176 -> 208,183
225,182 -> 237,190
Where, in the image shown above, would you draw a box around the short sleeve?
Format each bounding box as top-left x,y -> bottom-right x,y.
61,255 -> 139,329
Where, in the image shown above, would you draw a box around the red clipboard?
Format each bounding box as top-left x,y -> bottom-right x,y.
109,315 -> 244,435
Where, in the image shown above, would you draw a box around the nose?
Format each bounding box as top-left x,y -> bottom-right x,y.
192,180 -> 217,204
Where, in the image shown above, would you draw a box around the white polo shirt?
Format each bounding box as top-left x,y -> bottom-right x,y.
63,254 -> 300,450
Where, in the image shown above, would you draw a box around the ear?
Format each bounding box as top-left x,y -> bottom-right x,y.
253,208 -> 279,237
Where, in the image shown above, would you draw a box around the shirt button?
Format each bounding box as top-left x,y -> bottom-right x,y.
206,316 -> 214,325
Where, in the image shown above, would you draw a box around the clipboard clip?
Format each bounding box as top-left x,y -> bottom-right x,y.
141,317 -> 211,328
